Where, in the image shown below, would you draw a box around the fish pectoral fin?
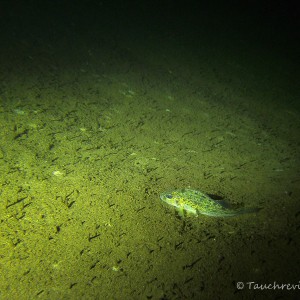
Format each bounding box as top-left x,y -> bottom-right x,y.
177,207 -> 185,218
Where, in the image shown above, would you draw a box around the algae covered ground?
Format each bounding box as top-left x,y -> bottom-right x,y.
0,1 -> 299,299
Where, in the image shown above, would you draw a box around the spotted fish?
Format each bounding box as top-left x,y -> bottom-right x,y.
160,188 -> 261,217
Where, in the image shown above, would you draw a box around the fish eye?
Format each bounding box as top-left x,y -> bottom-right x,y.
166,194 -> 173,199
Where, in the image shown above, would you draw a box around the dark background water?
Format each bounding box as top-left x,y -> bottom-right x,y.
1,0 -> 298,108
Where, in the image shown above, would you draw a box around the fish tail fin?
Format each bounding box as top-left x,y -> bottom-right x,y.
236,207 -> 262,215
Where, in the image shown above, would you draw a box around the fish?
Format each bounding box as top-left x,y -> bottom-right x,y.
160,188 -> 261,217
